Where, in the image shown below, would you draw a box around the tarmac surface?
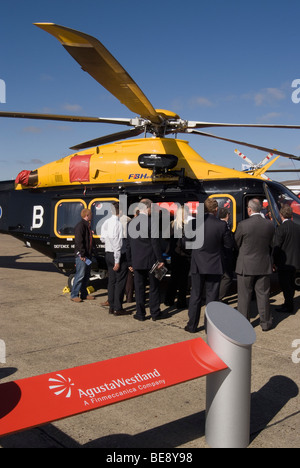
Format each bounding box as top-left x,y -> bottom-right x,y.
0,233 -> 299,449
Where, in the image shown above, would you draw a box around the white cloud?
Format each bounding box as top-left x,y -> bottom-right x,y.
16,158 -> 43,166
241,87 -> 286,107
22,126 -> 42,133
40,74 -> 54,81
62,103 -> 83,112
257,112 -> 281,123
254,88 -> 285,106
187,96 -> 214,108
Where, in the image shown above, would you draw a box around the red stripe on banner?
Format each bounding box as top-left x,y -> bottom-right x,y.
0,338 -> 227,437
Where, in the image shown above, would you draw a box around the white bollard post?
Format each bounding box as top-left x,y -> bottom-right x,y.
205,302 -> 256,448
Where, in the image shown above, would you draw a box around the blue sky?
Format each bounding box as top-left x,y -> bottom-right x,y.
1,0 -> 300,182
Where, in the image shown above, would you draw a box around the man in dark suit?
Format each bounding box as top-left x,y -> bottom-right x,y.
126,199 -> 165,321
235,198 -> 275,331
185,198 -> 233,333
273,204 -> 300,314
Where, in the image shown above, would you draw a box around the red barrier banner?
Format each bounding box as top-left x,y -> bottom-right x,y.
0,338 -> 227,437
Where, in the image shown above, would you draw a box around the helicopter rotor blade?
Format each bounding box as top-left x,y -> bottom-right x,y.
186,129 -> 300,161
70,127 -> 144,150
267,169 -> 300,172
0,111 -> 134,126
234,149 -> 255,166
187,121 -> 300,130
35,23 -> 161,125
256,152 -> 274,167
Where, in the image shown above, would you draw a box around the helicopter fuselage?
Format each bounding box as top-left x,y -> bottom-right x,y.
1,152 -> 299,283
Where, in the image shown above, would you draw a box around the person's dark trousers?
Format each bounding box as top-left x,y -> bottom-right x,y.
105,252 -> 128,311
278,268 -> 296,312
219,271 -> 234,300
133,269 -> 161,318
125,270 -> 134,302
165,254 -> 190,306
237,274 -> 272,330
187,273 -> 221,331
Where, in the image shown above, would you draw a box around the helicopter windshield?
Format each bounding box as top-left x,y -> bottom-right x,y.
264,182 -> 300,226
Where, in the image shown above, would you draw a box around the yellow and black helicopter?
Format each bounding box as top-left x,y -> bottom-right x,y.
0,23 -> 300,286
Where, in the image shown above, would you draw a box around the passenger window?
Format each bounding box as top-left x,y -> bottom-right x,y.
89,199 -> 119,237
209,194 -> 236,231
55,200 -> 86,237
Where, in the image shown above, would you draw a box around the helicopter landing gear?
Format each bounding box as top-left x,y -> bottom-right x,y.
67,269 -> 108,291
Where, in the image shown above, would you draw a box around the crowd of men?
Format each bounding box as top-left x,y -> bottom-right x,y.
70,197 -> 300,333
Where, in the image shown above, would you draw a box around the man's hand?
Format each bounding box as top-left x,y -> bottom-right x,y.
113,263 -> 120,271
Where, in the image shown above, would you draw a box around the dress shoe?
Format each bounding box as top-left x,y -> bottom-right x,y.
71,297 -> 83,303
114,309 -> 132,316
83,295 -> 95,300
133,314 -> 146,321
109,307 -> 114,314
101,300 -> 109,306
262,325 -> 274,332
152,312 -> 167,321
184,325 -> 197,333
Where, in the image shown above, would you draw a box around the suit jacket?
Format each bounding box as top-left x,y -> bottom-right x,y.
235,214 -> 275,275
126,213 -> 163,270
273,219 -> 300,270
190,213 -> 233,275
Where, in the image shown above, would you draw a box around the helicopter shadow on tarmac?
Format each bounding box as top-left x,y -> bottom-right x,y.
0,252 -> 58,273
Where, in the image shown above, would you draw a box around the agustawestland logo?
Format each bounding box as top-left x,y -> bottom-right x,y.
48,374 -> 75,398
47,368 -> 166,405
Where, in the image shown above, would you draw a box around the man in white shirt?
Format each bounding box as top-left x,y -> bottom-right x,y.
101,202 -> 130,315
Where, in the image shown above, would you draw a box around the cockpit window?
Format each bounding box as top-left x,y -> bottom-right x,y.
264,182 -> 300,225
